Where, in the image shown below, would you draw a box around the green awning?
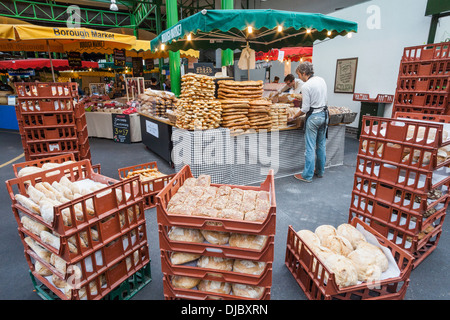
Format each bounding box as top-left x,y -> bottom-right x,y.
150,9 -> 358,52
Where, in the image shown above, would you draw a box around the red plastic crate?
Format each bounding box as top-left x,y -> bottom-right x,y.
350,185 -> 448,236
162,275 -> 271,300
348,211 -> 445,269
25,139 -> 81,156
15,82 -> 78,98
392,105 -> 446,115
117,161 -> 177,210
402,42 -> 450,62
284,218 -> 413,300
399,62 -> 433,77
395,92 -> 449,109
22,127 -> 79,142
12,154 -> 76,177
160,250 -> 273,287
19,113 -> 76,128
26,241 -> 150,300
397,77 -> 449,93
156,165 -> 276,235
394,112 -> 450,123
5,160 -> 143,237
16,98 -> 79,113
158,225 -> 275,262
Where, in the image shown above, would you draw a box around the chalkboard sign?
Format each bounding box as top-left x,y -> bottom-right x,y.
114,49 -> 126,67
194,62 -> 215,76
112,114 -> 131,144
67,51 -> 82,67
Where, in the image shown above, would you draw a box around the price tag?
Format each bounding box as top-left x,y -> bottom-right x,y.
146,120 -> 159,138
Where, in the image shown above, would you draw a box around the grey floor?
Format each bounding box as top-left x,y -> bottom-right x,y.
0,130 -> 449,300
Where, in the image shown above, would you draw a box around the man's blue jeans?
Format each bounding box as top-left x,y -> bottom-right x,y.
302,111 -> 327,181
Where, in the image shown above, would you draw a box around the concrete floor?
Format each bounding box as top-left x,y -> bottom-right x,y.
0,130 -> 449,300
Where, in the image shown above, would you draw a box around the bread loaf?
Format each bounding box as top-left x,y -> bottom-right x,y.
21,215 -> 49,236
314,225 -> 337,243
15,194 -> 40,214
336,223 -> 366,249
171,275 -> 201,289
321,235 -> 353,256
233,259 -> 266,275
197,256 -> 233,272
35,261 -> 52,276
170,252 -> 201,265
17,166 -> 44,177
296,229 -> 320,253
198,280 -> 231,295
168,227 -> 205,243
24,237 -> 51,262
347,248 -> 382,282
323,253 -> 358,288
231,283 -> 264,299
200,230 -> 230,245
229,233 -> 268,250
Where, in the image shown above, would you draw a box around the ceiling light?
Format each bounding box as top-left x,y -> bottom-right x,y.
327,30 -> 332,36
110,0 -> 118,11
277,25 -> 283,32
187,33 -> 192,41
247,26 -> 253,34
161,44 -> 165,50
347,32 -> 353,38
306,28 -> 311,34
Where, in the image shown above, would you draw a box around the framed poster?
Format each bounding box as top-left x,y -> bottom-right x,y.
334,57 -> 358,94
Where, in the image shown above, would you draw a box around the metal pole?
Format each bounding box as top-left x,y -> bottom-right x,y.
221,0 -> 234,67
46,40 -> 56,82
166,0 -> 181,96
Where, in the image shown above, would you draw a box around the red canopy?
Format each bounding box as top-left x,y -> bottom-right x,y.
0,58 -> 98,71
256,47 -> 313,62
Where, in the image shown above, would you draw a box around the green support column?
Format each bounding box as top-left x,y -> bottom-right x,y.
155,0 -> 165,88
166,0 -> 181,96
221,0 -> 234,67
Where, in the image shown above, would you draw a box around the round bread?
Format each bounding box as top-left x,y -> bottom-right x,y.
168,227 -> 205,243
198,280 -> 231,295
52,274 -> 67,289
323,253 -> 358,288
336,223 -> 367,249
314,225 -> 337,244
233,259 -> 266,275
170,252 -> 201,265
228,233 -> 268,250
231,283 -> 265,299
197,256 -> 233,271
296,229 -> 320,253
356,242 -> 389,272
171,275 -> 201,289
200,230 -> 230,245
347,248 -> 381,282
321,235 -> 354,256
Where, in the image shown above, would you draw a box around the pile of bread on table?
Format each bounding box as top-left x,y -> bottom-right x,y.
295,223 -> 392,288
136,89 -> 178,118
164,174 -> 271,299
175,73 -> 222,130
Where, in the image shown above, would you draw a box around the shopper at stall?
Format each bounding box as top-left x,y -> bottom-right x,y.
150,77 -> 161,90
273,76 -> 280,83
276,73 -> 303,95
163,78 -> 171,92
116,76 -> 126,96
288,61 -> 328,183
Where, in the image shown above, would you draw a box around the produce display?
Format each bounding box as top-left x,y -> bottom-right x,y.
175,74 -> 222,130
136,89 -> 178,118
295,223 -> 391,288
217,80 -> 264,100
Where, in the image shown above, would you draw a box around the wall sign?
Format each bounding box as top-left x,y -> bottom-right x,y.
334,57 -> 358,94
112,114 -> 131,144
67,51 -> 82,67
114,49 -> 126,67
146,120 -> 159,138
194,62 -> 215,76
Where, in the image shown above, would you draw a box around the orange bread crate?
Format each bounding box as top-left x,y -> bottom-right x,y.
15,82 -> 79,99
348,211 -> 445,269
25,139 -> 81,157
401,42 -> 450,62
394,112 -> 450,123
26,241 -> 150,300
162,275 -> 271,300
21,126 -> 79,142
6,159 -> 143,237
158,224 -> 275,262
118,161 -> 177,209
12,153 -> 77,177
155,165 -> 276,235
284,218 -> 413,300
160,249 -> 273,287
16,98 -> 80,114
397,77 -> 449,93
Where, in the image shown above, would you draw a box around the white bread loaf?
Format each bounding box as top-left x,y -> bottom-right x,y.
231,283 -> 264,299
170,252 -> 201,265
321,235 -> 353,256
200,230 -> 230,245
171,275 -> 201,289
198,280 -> 231,295
168,227 -> 205,243
233,259 -> 266,275
336,223 -> 366,249
229,233 -> 268,250
323,253 -> 358,288
314,225 -> 337,243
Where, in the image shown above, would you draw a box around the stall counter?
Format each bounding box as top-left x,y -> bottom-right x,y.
85,112 -> 142,142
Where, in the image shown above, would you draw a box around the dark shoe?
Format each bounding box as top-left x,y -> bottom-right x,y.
314,171 -> 323,178
294,174 -> 312,183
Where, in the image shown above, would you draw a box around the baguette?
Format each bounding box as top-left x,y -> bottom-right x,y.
26,185 -> 46,203
21,216 -> 50,236
24,237 -> 51,263
15,194 -> 40,214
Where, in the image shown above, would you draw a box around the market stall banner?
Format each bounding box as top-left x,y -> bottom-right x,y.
0,59 -> 98,71
150,9 -> 358,52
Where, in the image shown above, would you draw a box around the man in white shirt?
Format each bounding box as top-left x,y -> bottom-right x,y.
277,74 -> 304,95
289,61 -> 329,183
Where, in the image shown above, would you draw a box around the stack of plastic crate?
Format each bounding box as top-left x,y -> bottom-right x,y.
156,165 -> 276,300
5,160 -> 150,300
392,42 -> 450,116
14,82 -> 91,161
349,115 -> 450,268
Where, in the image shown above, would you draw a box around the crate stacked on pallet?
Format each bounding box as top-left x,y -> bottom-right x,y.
155,165 -> 276,300
392,41 -> 450,116
14,82 -> 91,162
349,115 -> 450,268
118,161 -> 177,210
5,160 -> 151,300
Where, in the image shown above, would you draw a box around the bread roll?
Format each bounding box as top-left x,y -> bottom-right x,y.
167,204 -> 194,215
167,192 -> 187,208
233,259 -> 266,275
35,261 -> 52,276
52,274 -> 67,288
195,174 -> 211,187
200,230 -> 230,245
231,283 -> 264,299
244,209 -> 268,222
35,182 -> 57,200
217,208 -> 244,220
170,252 -> 201,265
321,235 -> 353,256
198,280 -> 231,295
21,216 -> 50,236
191,206 -> 219,218
323,253 -> 358,288
356,242 -> 389,272
168,227 -> 205,243
336,223 -> 366,249
171,275 -> 201,289
24,237 -> 51,263
314,225 -> 337,243
17,166 -> 44,177
216,185 -> 232,197
183,177 -> 197,187
229,233 -> 268,250
347,248 -> 381,282
197,256 -> 233,272
39,199 -> 55,223
296,229 -> 320,253
240,190 -> 258,213
15,194 -> 40,214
